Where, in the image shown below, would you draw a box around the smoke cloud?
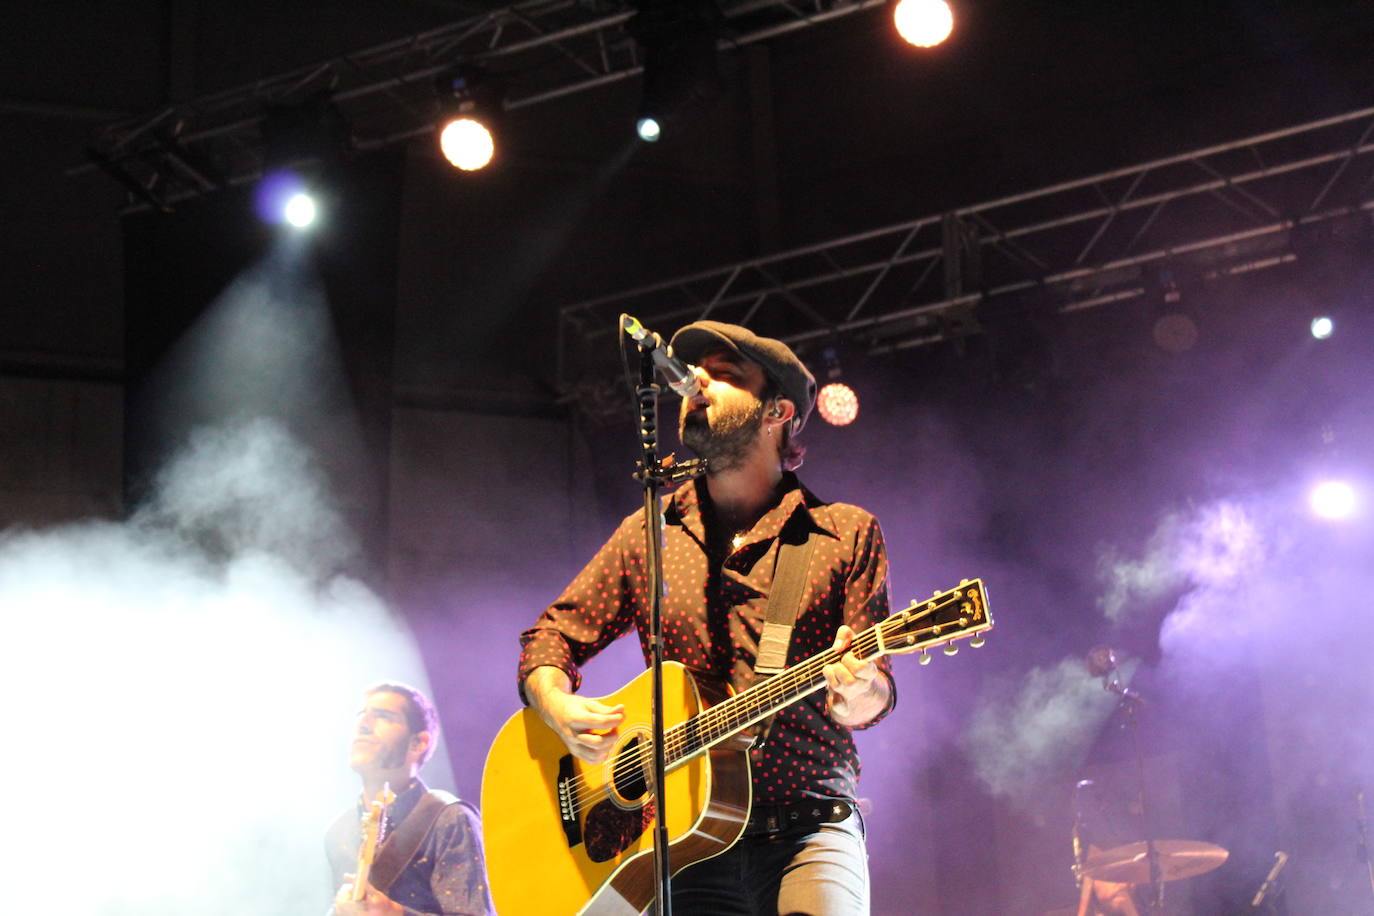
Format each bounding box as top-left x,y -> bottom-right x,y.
0,418 -> 426,916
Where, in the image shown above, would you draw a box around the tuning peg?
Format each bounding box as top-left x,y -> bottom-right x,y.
943,643 -> 959,656
918,650 -> 932,666
969,635 -> 985,648
960,578 -> 970,585
932,589 -> 942,597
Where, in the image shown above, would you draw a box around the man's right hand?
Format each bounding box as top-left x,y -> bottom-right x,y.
525,667 -> 625,763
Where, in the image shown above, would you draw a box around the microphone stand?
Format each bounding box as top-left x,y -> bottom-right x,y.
1107,673 -> 1162,914
1358,788 -> 1374,904
632,337 -> 706,916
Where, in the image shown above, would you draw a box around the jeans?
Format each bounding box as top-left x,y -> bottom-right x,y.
670,812 -> 870,916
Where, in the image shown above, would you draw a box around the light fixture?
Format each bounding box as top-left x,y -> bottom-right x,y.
1310,316 -> 1334,339
283,192 -> 318,228
818,383 -> 860,426
636,115 -> 663,143
253,169 -> 321,230
1310,480 -> 1356,520
629,0 -> 721,142
815,345 -> 860,426
893,0 -> 954,48
435,68 -> 502,171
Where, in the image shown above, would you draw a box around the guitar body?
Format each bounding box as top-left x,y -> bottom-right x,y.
481,662 -> 752,916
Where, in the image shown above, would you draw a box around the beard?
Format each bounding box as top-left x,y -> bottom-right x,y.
680,394 -> 765,472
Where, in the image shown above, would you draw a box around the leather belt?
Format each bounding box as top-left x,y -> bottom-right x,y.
744,799 -> 853,836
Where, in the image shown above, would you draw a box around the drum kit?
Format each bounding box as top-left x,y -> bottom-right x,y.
1048,650 -> 1236,915
1040,840 -> 1231,916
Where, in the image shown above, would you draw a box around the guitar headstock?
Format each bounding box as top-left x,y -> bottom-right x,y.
876,579 -> 991,664
360,783 -> 396,844
353,783 -> 397,900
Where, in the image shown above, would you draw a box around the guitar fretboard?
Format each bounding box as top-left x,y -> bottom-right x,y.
655,583 -> 983,768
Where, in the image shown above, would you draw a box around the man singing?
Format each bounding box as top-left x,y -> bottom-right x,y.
520,320 -> 895,915
326,682 -> 494,916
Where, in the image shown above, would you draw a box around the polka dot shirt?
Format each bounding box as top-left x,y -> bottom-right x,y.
519,473 -> 896,804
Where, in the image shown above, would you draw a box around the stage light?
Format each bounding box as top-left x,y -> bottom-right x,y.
1310,316 -> 1334,339
435,68 -> 502,171
1310,480 -> 1356,520
439,117 -> 495,171
636,115 -> 663,143
894,0 -> 954,48
817,382 -> 860,426
629,0 -> 721,142
253,169 -> 322,229
283,192 -> 317,228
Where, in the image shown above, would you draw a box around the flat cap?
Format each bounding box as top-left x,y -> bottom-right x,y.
669,320 -> 816,433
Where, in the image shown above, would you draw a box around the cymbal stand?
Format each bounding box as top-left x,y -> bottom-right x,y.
1358,788 -> 1374,904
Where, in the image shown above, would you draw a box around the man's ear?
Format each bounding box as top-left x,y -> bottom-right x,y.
767,398 -> 795,427
409,730 -> 432,763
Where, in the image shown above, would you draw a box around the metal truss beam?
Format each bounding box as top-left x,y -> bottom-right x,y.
558,103 -> 1374,401
72,0 -> 885,210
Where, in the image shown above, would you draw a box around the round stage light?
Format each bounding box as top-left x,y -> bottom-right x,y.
817,382 -> 859,426
439,117 -> 495,171
283,192 -> 317,228
1310,316 -> 1334,339
637,116 -> 662,143
894,0 -> 954,48
1310,480 -> 1356,520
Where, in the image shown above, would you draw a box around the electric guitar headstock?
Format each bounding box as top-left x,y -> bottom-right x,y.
872,578 -> 991,665
352,783 -> 396,901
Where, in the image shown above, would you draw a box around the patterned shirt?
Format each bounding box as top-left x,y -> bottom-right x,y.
325,778 -> 494,916
518,473 -> 895,803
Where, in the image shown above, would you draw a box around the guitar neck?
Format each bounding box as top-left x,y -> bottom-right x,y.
661,580 -> 988,769
661,628 -> 879,768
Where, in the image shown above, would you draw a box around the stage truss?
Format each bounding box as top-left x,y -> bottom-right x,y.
558,104 -> 1374,415
72,0 -> 885,211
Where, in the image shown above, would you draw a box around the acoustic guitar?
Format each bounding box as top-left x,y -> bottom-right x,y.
481,579 -> 991,916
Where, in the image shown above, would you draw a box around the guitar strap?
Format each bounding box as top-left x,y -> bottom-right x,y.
369,789 -> 462,896
754,513 -> 820,676
751,507 -> 828,741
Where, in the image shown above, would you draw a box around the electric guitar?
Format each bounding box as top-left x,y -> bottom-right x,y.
351,783 -> 396,902
480,579 -> 991,916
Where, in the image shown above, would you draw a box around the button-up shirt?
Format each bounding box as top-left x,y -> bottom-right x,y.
519,473 -> 895,803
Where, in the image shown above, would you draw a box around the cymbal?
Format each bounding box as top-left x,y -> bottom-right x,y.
1082,839 -> 1229,884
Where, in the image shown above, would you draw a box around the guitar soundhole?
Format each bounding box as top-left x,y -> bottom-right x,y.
612,735 -> 649,803
584,798 -> 655,862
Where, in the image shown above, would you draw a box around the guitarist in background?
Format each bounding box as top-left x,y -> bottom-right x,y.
521,321 -> 896,915
326,682 -> 494,916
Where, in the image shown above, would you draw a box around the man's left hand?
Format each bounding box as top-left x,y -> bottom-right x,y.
823,625 -> 879,710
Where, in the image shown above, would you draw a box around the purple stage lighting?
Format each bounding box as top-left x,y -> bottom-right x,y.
254,169 -> 315,227
1310,480 -> 1356,520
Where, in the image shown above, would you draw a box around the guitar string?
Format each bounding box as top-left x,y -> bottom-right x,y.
561,593 -> 979,816
562,591 -> 980,814
563,630 -> 881,815
563,590 -> 974,812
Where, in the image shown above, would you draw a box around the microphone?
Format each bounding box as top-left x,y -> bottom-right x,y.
1250,850 -> 1288,908
621,314 -> 700,399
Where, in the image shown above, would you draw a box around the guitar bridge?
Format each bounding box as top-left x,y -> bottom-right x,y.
556,755 -> 583,849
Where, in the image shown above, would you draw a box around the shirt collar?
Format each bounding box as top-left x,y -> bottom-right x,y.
666,472 -> 833,548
